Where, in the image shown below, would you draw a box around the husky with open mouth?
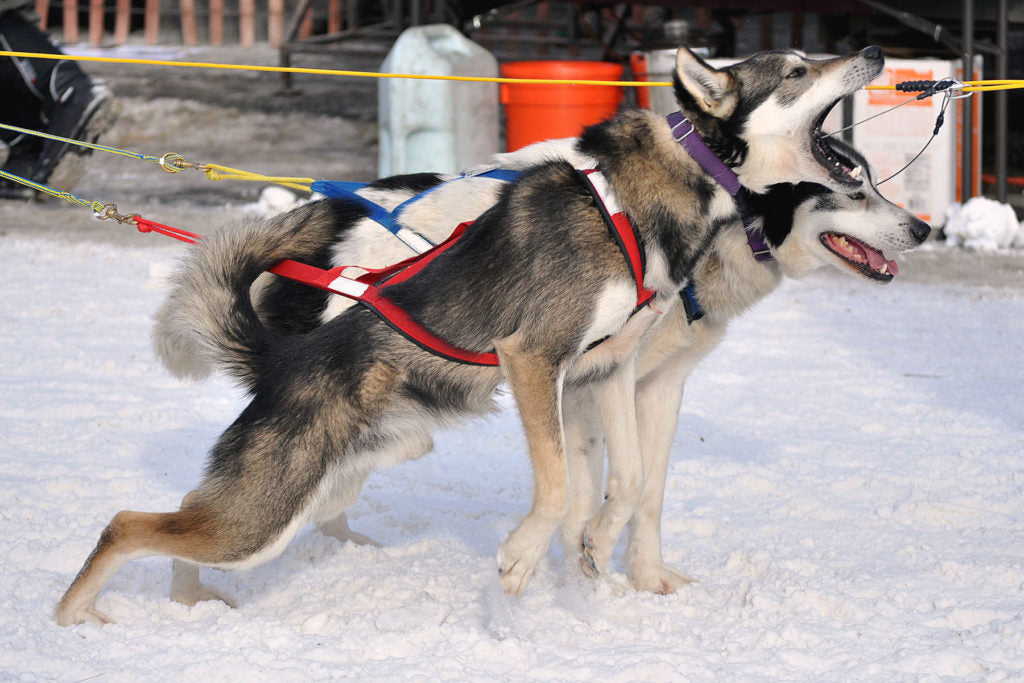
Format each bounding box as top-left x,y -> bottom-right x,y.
561,139 -> 930,593
243,136 -> 929,599
57,46 -> 886,625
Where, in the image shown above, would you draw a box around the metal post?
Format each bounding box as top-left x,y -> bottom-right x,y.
996,0 -> 1009,202
961,0 -> 974,201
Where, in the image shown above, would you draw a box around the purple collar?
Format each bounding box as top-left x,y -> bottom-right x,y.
665,112 -> 774,263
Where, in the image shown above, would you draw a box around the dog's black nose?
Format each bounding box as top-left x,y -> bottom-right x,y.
909,217 -> 931,244
862,45 -> 883,61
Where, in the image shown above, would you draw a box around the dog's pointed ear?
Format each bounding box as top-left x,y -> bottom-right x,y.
674,47 -> 738,118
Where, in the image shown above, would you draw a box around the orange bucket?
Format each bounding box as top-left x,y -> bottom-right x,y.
500,61 -> 624,151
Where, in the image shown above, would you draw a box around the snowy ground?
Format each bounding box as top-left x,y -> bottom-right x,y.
2,226 -> 1023,680
2,46 -> 1024,680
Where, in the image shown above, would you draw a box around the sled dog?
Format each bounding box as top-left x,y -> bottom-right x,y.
57,45 -> 885,625
244,137 -> 930,596
560,143 -> 931,592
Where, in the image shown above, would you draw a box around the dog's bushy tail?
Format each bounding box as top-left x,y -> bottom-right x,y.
153,201 -> 341,388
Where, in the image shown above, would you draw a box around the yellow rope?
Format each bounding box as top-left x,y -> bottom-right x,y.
0,121 -> 160,162
5,49 -> 1024,91
866,80 -> 1024,93
0,168 -> 106,213
0,122 -> 316,193
0,50 -> 673,87
202,163 -> 313,192
2,50 -> 1018,200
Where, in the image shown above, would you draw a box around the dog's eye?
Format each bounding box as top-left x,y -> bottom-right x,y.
786,66 -> 807,79
848,191 -> 866,200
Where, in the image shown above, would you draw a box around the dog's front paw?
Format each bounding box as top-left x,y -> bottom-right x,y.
628,560 -> 694,595
579,525 -> 613,579
497,540 -> 544,596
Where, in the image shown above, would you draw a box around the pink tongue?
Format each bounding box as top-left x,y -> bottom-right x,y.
863,245 -> 898,275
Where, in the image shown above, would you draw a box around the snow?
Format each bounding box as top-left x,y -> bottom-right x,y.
945,197 -> 1024,250
2,230 -> 1024,681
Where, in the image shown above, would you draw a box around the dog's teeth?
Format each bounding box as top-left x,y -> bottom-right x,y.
879,263 -> 888,274
850,165 -> 863,179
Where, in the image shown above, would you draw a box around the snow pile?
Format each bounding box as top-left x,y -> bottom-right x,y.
1,233 -> 1023,680
944,197 -> 1024,250
242,186 -> 309,215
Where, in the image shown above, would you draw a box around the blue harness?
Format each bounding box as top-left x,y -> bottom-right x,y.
313,168 -> 522,252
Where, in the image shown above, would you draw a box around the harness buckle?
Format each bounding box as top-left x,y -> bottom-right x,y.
670,116 -> 696,142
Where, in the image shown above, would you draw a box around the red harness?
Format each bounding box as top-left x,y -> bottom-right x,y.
139,168 -> 653,367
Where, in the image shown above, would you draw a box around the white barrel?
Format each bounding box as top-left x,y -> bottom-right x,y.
632,47 -> 712,116
378,24 -> 500,176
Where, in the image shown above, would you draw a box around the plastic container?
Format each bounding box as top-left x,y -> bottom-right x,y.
378,24 -> 500,176
500,61 -> 624,151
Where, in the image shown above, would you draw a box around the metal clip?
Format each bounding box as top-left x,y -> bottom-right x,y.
92,202 -> 139,224
940,79 -> 973,100
159,152 -> 204,173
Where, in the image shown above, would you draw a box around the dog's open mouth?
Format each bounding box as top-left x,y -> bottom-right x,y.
811,104 -> 863,186
820,232 -> 897,282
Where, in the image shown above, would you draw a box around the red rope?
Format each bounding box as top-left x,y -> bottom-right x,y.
135,217 -> 202,244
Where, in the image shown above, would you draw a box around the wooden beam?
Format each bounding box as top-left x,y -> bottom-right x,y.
63,0 -> 79,44
268,0 -> 284,46
88,0 -> 103,47
299,4 -> 313,39
144,0 -> 160,45
240,0 -> 255,47
180,0 -> 198,45
328,0 -> 341,34
35,0 -> 50,30
209,0 -> 223,44
114,0 -> 131,43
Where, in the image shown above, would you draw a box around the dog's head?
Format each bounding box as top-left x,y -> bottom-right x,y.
674,46 -> 884,193
754,139 -> 931,283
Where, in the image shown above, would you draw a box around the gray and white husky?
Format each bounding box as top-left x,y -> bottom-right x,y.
244,137 -> 929,598
57,46 -> 889,625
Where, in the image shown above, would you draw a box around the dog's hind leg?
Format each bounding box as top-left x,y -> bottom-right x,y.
318,513 -> 381,547
316,469 -> 379,547
169,491 -> 238,608
57,444 -> 315,627
57,503 -> 237,626
495,338 -> 570,596
316,429 -> 434,547
560,387 -> 605,557
624,362 -> 693,594
580,357 -> 644,577
170,559 -> 238,608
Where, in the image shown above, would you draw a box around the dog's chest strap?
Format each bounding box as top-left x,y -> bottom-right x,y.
579,169 -> 656,311
269,222 -> 502,366
665,112 -> 775,264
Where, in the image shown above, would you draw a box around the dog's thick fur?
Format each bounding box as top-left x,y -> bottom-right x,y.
562,152 -> 931,592
56,46 -> 886,625
244,139 -> 930,596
